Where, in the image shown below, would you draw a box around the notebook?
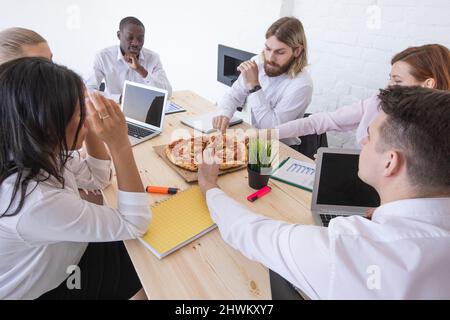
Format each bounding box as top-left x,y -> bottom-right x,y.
181,112 -> 243,134
139,186 -> 217,259
270,157 -> 316,192
166,102 -> 186,115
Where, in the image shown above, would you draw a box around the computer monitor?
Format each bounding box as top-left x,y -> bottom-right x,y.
218,45 -> 256,87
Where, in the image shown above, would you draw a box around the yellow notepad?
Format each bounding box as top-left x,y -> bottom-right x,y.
139,186 -> 217,259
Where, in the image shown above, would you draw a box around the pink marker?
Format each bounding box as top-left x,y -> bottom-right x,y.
247,186 -> 272,202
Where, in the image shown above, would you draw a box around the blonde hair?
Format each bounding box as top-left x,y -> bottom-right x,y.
0,28 -> 47,65
263,17 -> 308,78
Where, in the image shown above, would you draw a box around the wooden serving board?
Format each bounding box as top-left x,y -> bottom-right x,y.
153,145 -> 247,183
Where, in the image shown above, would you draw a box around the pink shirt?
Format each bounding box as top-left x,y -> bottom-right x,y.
277,95 -> 381,147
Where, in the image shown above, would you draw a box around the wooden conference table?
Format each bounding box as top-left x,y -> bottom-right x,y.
102,91 -> 315,300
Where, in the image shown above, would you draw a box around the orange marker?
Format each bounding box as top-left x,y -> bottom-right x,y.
146,186 -> 179,195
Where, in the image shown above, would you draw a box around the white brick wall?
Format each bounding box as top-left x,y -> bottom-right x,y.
290,0 -> 450,148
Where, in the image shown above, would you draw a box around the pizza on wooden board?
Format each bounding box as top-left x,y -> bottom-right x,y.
165,134 -> 249,172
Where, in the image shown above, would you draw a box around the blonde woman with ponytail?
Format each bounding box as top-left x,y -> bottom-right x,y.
0,27 -> 52,64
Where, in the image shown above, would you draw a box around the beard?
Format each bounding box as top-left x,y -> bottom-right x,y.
264,56 -> 296,77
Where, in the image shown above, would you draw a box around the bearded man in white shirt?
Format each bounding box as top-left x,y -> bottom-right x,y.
199,85 -> 450,299
213,17 -> 313,147
86,16 -> 172,101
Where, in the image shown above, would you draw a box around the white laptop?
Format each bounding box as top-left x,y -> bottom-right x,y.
311,148 -> 380,227
181,112 -> 243,134
121,81 -> 168,146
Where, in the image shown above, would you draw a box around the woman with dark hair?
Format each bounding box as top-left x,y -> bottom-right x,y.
275,44 -> 450,147
0,57 -> 151,300
0,27 -> 105,204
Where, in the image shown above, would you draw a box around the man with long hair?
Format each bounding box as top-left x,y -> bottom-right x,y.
213,17 -> 313,148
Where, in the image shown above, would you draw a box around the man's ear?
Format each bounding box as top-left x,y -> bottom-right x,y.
384,150 -> 403,177
293,45 -> 303,58
117,30 -> 121,41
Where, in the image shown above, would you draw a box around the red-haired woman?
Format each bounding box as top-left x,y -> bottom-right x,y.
277,44 -> 450,147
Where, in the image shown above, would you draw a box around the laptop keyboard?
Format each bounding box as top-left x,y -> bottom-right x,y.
320,214 -> 346,228
128,124 -> 155,139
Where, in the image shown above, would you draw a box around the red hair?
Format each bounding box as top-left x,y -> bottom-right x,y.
392,44 -> 450,91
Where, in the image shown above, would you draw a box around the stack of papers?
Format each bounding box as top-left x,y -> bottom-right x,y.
165,102 -> 186,115
271,158 -> 316,192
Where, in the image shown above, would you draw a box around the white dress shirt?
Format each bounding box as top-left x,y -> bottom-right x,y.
86,45 -> 173,101
0,154 -> 152,300
277,95 -> 381,147
206,188 -> 450,300
219,55 -> 313,146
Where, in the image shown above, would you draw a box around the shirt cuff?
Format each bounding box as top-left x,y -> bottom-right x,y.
118,191 -> 149,207
86,156 -> 112,171
206,188 -> 225,201
206,188 -> 253,225
251,89 -> 270,110
220,108 -> 235,120
276,122 -> 295,140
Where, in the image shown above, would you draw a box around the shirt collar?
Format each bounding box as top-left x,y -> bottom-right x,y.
116,46 -> 146,63
372,197 -> 450,223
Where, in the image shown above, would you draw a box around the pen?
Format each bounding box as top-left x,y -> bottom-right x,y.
146,186 -> 179,195
247,186 -> 272,202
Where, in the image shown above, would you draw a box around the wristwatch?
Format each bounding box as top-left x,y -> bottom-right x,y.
249,85 -> 262,94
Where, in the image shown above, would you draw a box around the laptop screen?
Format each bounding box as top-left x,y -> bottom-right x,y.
122,83 -> 166,129
317,153 -> 380,208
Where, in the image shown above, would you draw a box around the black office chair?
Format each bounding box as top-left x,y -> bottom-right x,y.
295,113 -> 328,160
270,270 -> 304,300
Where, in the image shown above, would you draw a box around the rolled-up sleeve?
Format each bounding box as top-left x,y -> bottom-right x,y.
67,154 -> 112,191
144,55 -> 173,97
85,52 -> 105,92
277,98 -> 367,140
17,189 -> 152,245
218,74 -> 249,119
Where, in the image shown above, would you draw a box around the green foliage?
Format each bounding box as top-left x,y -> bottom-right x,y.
248,139 -> 276,172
